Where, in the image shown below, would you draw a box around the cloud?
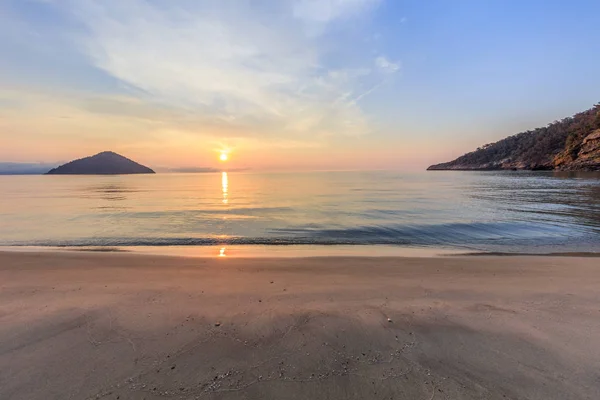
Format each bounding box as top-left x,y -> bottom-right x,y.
64,1 -> 400,138
3,0 -> 399,151
292,0 -> 382,23
375,56 -> 401,73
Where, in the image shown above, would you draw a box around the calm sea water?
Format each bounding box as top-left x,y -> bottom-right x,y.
1,171 -> 599,254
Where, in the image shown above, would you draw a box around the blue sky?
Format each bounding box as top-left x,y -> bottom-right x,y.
1,0 -> 599,170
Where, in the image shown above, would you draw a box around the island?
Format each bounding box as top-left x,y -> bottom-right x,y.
46,151 -> 155,175
428,104 -> 600,171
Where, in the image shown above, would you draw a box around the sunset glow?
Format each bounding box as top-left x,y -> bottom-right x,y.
1,2 -> 600,398
0,1 -> 599,172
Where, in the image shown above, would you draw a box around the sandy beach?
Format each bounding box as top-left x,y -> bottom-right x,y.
1,251 -> 599,400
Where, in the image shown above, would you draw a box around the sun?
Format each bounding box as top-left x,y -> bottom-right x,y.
219,152 -> 228,162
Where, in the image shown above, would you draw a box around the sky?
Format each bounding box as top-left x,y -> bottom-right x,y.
1,0 -> 599,171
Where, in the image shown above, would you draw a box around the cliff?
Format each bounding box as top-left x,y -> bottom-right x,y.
46,151 -> 155,175
428,104 -> 600,171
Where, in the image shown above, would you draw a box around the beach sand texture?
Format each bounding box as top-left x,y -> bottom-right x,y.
1,251 -> 599,399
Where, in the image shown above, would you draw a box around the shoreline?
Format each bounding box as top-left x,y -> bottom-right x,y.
2,251 -> 600,399
1,244 -> 599,258
0,245 -> 475,258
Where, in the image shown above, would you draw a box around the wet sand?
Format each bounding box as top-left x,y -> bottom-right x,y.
1,251 -> 599,400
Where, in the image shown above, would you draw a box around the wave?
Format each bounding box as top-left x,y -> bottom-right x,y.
2,221 -> 594,251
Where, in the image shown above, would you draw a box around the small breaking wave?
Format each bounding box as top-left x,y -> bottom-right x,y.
1,221 -> 594,253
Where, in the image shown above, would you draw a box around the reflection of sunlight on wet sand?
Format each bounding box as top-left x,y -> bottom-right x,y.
222,172 -> 228,204
124,245 -> 467,258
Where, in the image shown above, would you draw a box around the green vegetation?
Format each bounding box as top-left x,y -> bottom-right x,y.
428,104 -> 600,171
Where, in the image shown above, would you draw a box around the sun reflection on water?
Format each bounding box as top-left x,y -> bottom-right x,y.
221,172 -> 228,204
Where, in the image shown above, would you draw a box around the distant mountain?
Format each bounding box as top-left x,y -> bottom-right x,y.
428,104 -> 600,171
46,151 -> 155,175
0,162 -> 60,175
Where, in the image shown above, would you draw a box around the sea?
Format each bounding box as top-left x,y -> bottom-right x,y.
1,171 -> 599,256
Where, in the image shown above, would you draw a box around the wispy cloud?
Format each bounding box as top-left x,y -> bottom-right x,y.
375,56 -> 401,73
58,0 -> 396,140
293,0 -> 381,23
